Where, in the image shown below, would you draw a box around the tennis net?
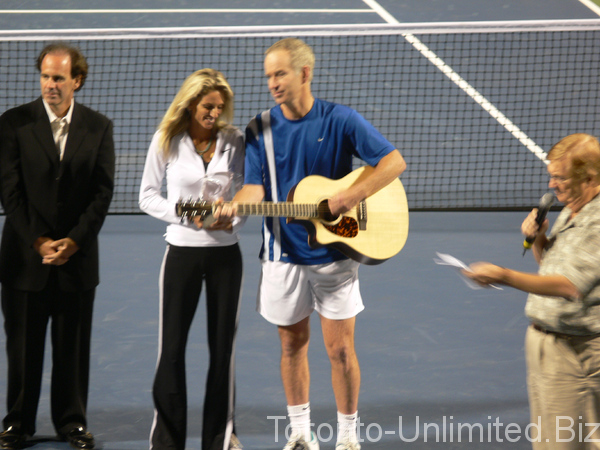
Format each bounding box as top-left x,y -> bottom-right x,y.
0,20 -> 599,212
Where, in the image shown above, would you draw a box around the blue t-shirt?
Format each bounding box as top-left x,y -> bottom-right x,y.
245,98 -> 396,264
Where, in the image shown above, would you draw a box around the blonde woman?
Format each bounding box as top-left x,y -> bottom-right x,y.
139,68 -> 244,450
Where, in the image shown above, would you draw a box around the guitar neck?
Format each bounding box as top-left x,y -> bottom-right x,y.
235,202 -> 319,218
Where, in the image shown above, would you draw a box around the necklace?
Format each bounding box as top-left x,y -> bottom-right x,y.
193,135 -> 214,156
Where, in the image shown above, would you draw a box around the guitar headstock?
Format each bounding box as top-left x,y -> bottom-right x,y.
175,199 -> 213,219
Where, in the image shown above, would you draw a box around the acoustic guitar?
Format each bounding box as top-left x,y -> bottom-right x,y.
176,166 -> 409,265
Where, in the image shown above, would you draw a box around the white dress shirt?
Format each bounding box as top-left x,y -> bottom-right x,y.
43,99 -> 74,160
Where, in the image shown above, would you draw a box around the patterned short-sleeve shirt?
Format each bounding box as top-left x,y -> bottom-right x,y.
525,194 -> 600,335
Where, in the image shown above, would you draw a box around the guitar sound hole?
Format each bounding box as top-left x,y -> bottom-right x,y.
318,200 -> 338,223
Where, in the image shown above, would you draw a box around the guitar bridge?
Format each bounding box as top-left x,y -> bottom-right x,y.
358,200 -> 367,230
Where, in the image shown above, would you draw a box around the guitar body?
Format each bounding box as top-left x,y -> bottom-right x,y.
287,166 -> 409,265
175,166 -> 409,265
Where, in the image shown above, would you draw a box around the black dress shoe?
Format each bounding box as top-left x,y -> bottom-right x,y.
0,426 -> 27,449
61,426 -> 95,449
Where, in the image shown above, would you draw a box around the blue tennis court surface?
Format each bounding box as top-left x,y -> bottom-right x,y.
0,1 -> 597,449
95,211 -> 552,450
0,212 -> 555,449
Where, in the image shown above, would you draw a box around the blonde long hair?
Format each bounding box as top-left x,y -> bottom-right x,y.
157,68 -> 234,157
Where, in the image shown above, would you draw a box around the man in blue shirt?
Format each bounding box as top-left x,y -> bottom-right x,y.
217,38 -> 406,450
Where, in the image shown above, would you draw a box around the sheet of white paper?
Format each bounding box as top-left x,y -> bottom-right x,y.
434,252 -> 503,290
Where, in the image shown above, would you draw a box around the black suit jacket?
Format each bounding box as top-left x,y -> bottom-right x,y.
0,97 -> 115,292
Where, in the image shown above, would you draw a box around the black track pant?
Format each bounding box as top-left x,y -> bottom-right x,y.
150,243 -> 243,450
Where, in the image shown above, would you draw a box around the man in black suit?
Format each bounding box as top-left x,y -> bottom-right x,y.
0,43 -> 115,450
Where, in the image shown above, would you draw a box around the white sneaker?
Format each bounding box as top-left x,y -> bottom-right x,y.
229,433 -> 243,449
283,431 -> 320,450
335,440 -> 361,450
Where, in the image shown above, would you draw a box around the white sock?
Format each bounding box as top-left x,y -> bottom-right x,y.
337,410 -> 358,443
288,402 -> 312,441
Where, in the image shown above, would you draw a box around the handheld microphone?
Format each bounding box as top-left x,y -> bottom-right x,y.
522,193 -> 554,256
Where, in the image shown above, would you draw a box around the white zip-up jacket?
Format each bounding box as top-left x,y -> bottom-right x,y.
139,127 -> 245,247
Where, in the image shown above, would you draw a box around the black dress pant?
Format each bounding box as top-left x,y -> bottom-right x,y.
150,243 -> 243,450
1,273 -> 95,436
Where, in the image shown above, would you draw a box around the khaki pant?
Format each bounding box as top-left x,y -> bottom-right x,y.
526,325 -> 600,449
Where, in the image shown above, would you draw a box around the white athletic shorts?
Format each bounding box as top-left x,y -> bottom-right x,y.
256,259 -> 364,326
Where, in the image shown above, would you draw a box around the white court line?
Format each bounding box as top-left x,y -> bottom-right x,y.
362,0 -> 548,163
0,8 -> 374,14
579,0 -> 600,16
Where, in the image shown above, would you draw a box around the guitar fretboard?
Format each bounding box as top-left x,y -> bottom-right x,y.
236,202 -> 320,218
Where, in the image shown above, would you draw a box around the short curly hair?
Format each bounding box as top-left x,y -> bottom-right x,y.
547,133 -> 600,184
